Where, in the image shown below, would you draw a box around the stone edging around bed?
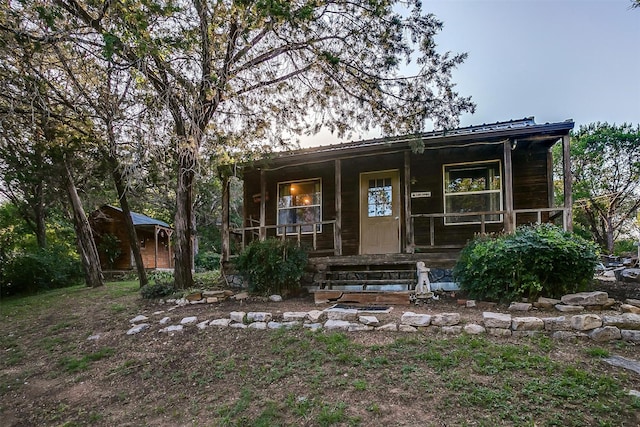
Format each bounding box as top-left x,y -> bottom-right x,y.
125,307 -> 640,344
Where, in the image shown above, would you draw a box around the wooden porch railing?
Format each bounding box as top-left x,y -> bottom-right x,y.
411,207 -> 570,248
231,220 -> 339,254
230,207 -> 568,257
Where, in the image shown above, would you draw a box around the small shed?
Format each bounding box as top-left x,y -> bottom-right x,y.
220,117 -> 575,295
90,205 -> 173,270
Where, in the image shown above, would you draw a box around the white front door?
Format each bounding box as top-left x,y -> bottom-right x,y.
360,170 -> 401,254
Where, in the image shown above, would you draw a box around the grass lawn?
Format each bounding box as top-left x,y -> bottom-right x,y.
1,281 -> 639,426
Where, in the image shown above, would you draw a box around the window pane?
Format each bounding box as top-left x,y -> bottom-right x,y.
445,193 -> 502,223
278,195 -> 292,209
445,163 -> 501,193
299,207 -> 320,232
368,180 -> 393,217
277,179 -> 321,234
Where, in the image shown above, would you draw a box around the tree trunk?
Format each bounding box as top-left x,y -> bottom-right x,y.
111,163 -> 149,288
605,218 -> 615,254
583,207 -> 607,251
64,160 -> 103,288
102,108 -> 149,288
173,142 -> 196,289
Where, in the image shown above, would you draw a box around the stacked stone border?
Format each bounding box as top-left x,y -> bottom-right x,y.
127,306 -> 640,343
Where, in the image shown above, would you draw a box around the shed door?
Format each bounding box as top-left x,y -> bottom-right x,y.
360,170 -> 401,254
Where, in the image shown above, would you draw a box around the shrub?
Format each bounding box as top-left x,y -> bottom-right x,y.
140,282 -> 175,299
613,239 -> 638,256
0,246 -> 83,296
234,238 -> 308,296
195,251 -> 221,272
140,274 -> 176,299
453,224 -> 599,302
194,270 -> 222,288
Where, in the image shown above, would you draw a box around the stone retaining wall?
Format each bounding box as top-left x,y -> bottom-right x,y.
127,307 -> 640,343
124,291 -> 640,342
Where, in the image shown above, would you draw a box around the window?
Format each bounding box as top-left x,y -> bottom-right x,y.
367,177 -> 393,217
277,179 -> 321,234
444,161 -> 502,224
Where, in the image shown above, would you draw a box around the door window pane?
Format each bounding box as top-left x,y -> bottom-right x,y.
368,178 -> 393,217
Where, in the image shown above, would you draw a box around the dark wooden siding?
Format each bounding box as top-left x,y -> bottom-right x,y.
512,140 -> 552,224
242,141 -> 553,254
244,161 -> 337,252
244,154 -> 407,256
409,144 -> 505,247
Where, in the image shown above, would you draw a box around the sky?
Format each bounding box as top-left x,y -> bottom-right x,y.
301,0 -> 640,147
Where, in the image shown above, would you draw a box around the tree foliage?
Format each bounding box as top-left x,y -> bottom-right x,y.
568,123 -> 640,253
16,0 -> 473,289
0,202 -> 83,296
453,224 -> 599,302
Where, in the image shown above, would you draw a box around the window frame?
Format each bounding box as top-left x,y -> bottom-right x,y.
443,160 -> 503,226
276,178 -> 322,235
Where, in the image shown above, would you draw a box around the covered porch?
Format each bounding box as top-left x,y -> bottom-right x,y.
219,118 -> 574,292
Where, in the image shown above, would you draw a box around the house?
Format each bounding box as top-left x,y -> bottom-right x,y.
90,205 -> 174,270
220,117 -> 574,299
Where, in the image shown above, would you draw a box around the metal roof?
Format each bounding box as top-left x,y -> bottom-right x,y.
264,117 -> 574,163
106,205 -> 171,228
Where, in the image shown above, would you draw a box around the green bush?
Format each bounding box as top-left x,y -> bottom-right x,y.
613,239 -> 638,256
234,238 -> 308,296
0,246 -> 83,296
453,224 -> 599,302
140,271 -> 175,299
194,270 -> 222,288
195,251 -> 221,272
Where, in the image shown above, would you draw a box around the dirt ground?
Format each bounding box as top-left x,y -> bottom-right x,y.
1,278 -> 639,426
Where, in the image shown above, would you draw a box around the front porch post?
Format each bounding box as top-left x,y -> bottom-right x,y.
334,159 -> 343,255
403,151 -> 414,253
154,225 -> 159,269
259,169 -> 266,240
562,134 -> 573,231
167,230 -> 174,268
221,173 -> 230,262
503,140 -> 515,232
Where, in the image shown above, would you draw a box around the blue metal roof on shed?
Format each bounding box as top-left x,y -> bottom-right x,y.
106,205 -> 171,228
